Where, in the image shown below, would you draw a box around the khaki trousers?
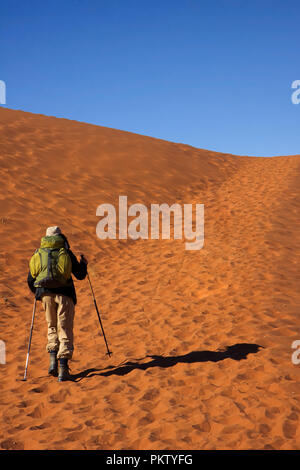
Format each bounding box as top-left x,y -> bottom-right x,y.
41,294 -> 75,359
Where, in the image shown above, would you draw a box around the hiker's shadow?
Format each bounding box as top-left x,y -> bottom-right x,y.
70,343 -> 263,382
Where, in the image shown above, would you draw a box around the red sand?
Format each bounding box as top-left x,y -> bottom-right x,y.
0,107 -> 299,450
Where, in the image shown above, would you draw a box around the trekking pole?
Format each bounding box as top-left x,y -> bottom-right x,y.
22,298 -> 37,381
87,270 -> 112,357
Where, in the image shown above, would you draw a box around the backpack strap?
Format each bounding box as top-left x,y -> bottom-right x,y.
39,248 -> 55,279
38,250 -> 43,272
47,249 -> 53,279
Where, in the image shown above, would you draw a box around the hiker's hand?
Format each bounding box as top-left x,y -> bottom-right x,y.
80,254 -> 88,265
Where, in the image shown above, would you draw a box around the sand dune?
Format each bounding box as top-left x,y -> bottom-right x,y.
0,106 -> 299,450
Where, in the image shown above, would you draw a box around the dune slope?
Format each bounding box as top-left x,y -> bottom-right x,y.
0,107 -> 299,450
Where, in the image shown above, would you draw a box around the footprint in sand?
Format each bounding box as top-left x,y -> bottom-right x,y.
27,404 -> 45,419
49,389 -> 71,404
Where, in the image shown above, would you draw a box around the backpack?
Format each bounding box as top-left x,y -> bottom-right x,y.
30,235 -> 72,288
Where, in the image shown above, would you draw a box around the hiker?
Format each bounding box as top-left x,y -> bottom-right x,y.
27,226 -> 88,382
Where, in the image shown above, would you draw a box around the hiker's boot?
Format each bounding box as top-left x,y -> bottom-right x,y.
48,351 -> 58,376
58,358 -> 70,382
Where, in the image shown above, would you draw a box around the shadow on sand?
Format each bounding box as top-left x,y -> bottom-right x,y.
70,343 -> 263,382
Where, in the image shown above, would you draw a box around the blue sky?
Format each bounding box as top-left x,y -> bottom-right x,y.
1,0 -> 299,156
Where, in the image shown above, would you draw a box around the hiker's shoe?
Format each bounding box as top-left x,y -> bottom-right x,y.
58,358 -> 70,382
48,351 -> 58,376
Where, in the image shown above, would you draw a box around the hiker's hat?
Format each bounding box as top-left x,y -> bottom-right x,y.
46,226 -> 61,237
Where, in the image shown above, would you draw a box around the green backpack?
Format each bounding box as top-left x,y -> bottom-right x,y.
30,235 -> 72,289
